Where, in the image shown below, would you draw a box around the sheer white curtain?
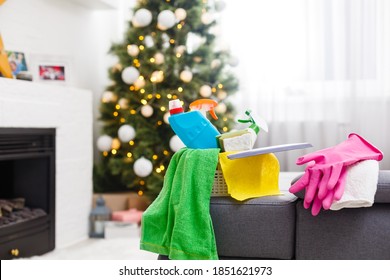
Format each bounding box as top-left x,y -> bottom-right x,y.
220,0 -> 390,170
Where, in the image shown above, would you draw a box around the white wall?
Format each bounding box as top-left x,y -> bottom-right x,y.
0,78 -> 93,248
0,0 -> 136,163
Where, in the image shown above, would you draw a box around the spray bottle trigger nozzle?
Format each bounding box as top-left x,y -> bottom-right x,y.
189,99 -> 219,120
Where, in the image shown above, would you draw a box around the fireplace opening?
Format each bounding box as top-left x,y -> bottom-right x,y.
0,128 -> 55,259
0,197 -> 47,228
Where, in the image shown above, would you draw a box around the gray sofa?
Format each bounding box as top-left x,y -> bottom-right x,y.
209,170 -> 390,259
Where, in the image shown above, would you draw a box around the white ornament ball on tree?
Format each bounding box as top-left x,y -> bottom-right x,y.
216,103 -> 227,114
132,8 -> 152,27
217,90 -> 228,100
121,66 -> 140,84
175,45 -> 186,55
215,0 -> 227,12
211,59 -> 221,69
163,112 -> 170,124
161,33 -> 171,48
209,25 -> 221,36
118,98 -> 129,109
199,85 -> 212,97
175,8 -> 187,21
141,105 -> 154,117
201,12 -> 214,25
162,41 -> 170,49
97,135 -> 113,152
131,18 -> 141,28
154,52 -> 165,65
111,138 -> 121,150
157,10 -> 176,30
133,157 -> 153,177
144,35 -> 154,48
193,56 -> 202,63
161,33 -> 170,42
127,44 -> 139,56
134,77 -> 146,89
118,124 -> 136,142
228,56 -> 239,67
150,71 -> 164,83
169,135 -> 186,152
179,70 -> 193,83
186,32 -> 205,53
101,91 -> 117,103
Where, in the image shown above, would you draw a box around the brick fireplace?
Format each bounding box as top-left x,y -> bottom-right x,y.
0,78 -> 93,257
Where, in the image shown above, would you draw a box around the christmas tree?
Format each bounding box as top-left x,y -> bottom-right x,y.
94,0 -> 239,199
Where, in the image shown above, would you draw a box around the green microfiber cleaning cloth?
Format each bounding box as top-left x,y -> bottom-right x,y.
140,148 -> 220,260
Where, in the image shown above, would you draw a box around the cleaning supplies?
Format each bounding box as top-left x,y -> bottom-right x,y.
168,99 -> 220,149
289,133 -> 383,216
218,110 -> 267,152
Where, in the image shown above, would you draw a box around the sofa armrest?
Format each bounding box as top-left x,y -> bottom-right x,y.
376,170 -> 390,202
291,170 -> 390,203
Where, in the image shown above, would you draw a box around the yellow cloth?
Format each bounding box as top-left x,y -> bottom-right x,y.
219,152 -> 282,201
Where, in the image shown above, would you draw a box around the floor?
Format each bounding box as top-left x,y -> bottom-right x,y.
30,236 -> 157,260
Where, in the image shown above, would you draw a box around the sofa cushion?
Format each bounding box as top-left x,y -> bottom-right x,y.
296,201 -> 390,259
291,170 -> 390,203
210,192 -> 297,259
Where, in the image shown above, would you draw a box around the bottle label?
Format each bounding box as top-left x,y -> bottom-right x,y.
169,107 -> 184,115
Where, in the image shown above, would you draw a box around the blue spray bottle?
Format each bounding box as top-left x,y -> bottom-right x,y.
168,99 -> 220,149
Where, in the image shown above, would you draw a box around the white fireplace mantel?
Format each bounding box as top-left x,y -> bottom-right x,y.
0,78 -> 93,248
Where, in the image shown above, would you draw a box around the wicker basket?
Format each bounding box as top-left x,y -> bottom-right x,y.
211,169 -> 229,196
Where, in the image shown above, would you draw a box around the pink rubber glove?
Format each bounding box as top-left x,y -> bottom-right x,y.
290,133 -> 383,215
302,166 -> 347,216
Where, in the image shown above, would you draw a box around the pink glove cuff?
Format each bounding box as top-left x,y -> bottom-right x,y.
348,133 -> 383,161
296,133 -> 383,166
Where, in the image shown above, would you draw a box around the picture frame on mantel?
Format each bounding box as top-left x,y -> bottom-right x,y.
28,53 -> 71,86
38,64 -> 66,82
7,50 -> 28,76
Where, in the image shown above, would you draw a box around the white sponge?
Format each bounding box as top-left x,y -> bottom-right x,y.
218,129 -> 257,152
222,133 -> 253,151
